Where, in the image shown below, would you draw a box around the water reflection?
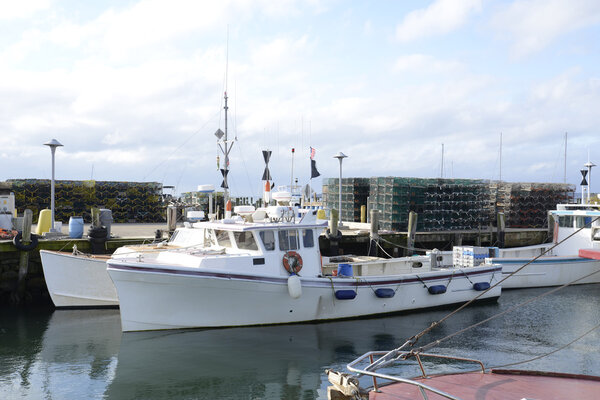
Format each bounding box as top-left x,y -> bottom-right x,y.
0,309 -> 120,399
0,285 -> 598,399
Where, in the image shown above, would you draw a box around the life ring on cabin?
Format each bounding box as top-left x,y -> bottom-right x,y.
283,251 -> 303,274
13,232 -> 39,251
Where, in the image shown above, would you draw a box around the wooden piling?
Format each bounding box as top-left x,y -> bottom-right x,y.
329,209 -> 339,256
497,212 -> 506,248
91,207 -> 100,227
406,211 -> 418,256
368,209 -> 379,257
15,209 -> 32,303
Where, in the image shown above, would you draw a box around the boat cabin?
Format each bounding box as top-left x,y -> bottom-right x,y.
150,211 -> 327,277
552,204 -> 600,254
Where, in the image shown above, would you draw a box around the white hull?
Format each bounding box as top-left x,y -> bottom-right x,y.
493,256 -> 600,288
40,250 -> 118,308
107,261 -> 502,332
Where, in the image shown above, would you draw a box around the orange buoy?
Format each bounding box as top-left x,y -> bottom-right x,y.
226,200 -> 232,211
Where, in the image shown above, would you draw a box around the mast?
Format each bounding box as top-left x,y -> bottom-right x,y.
223,91 -> 229,209
499,132 -> 503,181
290,148 -> 295,190
564,132 -> 567,184
440,143 -> 444,178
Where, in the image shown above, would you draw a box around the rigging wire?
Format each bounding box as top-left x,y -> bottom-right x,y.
142,110 -> 221,180
234,139 -> 257,200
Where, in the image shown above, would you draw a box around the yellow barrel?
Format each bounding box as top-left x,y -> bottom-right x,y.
316,209 -> 327,220
36,209 -> 52,235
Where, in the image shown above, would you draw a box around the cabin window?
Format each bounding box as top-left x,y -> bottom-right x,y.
302,229 -> 314,248
558,216 -> 574,228
233,231 -> 258,251
214,230 -> 232,248
278,230 -> 299,251
259,231 -> 275,251
575,216 -> 592,228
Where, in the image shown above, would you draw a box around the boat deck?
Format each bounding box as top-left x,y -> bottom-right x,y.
370,369 -> 600,400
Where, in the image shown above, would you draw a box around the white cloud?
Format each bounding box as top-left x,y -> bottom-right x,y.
491,0 -> 600,57
393,54 -> 463,74
396,0 -> 482,42
0,0 -> 52,20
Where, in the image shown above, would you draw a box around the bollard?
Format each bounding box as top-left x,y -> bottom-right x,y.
368,209 -> 379,257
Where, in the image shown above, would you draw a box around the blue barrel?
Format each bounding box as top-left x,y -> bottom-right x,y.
337,263 -> 353,277
68,216 -> 84,239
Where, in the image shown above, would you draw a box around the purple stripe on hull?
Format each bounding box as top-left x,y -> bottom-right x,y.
107,263 -> 501,288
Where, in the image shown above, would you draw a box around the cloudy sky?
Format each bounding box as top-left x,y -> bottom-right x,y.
1,0 -> 600,198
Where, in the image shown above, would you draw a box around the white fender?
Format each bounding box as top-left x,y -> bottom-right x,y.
287,274 -> 302,299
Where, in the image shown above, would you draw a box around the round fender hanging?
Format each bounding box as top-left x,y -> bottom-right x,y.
282,251 -> 303,274
13,232 -> 39,251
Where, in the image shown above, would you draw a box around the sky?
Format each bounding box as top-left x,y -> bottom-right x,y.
1,0 -> 600,199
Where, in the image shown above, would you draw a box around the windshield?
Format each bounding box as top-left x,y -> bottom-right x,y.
233,231 -> 258,251
214,230 -> 232,248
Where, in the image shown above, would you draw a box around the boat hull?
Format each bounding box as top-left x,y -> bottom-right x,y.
492,256 -> 600,288
107,261 -> 502,332
40,250 -> 118,308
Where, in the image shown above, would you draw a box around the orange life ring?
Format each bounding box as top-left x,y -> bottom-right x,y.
283,251 -> 303,274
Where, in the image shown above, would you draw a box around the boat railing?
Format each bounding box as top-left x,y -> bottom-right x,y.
342,350 -> 485,400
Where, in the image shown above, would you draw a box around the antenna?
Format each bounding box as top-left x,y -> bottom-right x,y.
499,133 -> 502,181
440,143 -> 444,178
290,148 -> 295,189
564,132 -> 567,183
216,29 -> 233,212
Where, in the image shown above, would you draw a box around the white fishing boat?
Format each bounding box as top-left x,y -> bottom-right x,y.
39,226 -> 208,308
441,202 -> 600,289
489,205 -> 600,288
107,206 -> 502,332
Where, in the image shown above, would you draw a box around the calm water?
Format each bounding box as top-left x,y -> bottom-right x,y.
1,285 -> 599,399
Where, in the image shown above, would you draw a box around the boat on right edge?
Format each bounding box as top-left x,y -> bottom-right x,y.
439,162 -> 600,289
486,201 -> 600,288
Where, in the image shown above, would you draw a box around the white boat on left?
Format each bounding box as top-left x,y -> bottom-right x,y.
39,226 -> 209,308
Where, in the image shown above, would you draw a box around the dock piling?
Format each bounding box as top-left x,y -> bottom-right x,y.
14,209 -> 32,303
368,209 -> 379,257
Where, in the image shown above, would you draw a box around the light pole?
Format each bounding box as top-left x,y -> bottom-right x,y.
333,152 -> 348,226
44,139 -> 63,232
584,160 -> 596,204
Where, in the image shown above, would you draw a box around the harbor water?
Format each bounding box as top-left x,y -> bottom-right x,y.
1,284 -> 599,399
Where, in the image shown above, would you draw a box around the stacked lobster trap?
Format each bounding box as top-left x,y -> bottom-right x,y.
322,176 -> 575,232
6,179 -> 165,223
322,178 -> 370,222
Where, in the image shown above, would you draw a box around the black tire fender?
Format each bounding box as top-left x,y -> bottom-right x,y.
325,228 -> 342,242
13,232 -> 39,251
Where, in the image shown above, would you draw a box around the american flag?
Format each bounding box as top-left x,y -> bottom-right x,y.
310,147 -> 316,160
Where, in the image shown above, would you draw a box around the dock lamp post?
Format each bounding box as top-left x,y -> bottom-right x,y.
333,152 -> 348,227
584,160 -> 596,204
44,139 -> 63,232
